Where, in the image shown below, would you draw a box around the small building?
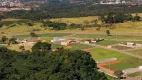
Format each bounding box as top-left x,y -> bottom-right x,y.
61,40 -> 78,46
107,45 -> 112,48
126,42 -> 135,46
51,37 -> 65,43
138,66 -> 142,71
84,40 -> 91,44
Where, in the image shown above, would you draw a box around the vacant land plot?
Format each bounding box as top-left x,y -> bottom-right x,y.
52,43 -> 92,50
112,46 -> 132,50
0,44 -> 32,51
51,16 -> 98,24
74,34 -> 142,40
15,33 -> 71,38
41,37 -> 53,43
96,40 -> 121,46
71,44 -> 92,50
89,48 -> 142,71
128,72 -> 142,77
128,49 -> 142,57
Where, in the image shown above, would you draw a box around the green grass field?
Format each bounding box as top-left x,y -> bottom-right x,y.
89,48 -> 142,71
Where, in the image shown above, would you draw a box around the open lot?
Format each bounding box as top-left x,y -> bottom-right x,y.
15,33 -> 71,38
128,49 -> 142,57
89,48 -> 142,71
51,16 -> 99,24
128,72 -> 142,77
96,40 -> 121,46
74,34 -> 142,41
112,45 -> 132,50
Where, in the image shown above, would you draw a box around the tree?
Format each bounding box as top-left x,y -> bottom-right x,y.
19,46 -> 25,52
133,14 -> 141,21
0,23 -> 3,28
0,46 -> 108,80
9,37 -> 17,44
30,32 -> 38,37
27,22 -> 34,26
42,21 -> 67,30
114,70 -> 124,79
1,36 -> 8,43
114,13 -> 125,23
83,20 -> 90,26
0,46 -> 8,53
125,14 -> 133,21
32,42 -> 51,52
106,30 -> 111,36
91,19 -> 98,25
0,14 -> 3,28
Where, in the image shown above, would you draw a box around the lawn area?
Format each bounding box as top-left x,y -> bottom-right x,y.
89,48 -> 142,71
128,49 -> 142,57
74,34 -> 142,40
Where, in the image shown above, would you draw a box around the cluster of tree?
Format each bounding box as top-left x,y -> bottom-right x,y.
0,14 -> 4,28
0,42 -> 108,80
2,3 -> 142,20
100,13 -> 141,24
41,21 -> 87,30
0,22 -> 3,28
41,21 -> 67,30
5,10 -> 51,20
30,32 -> 38,37
1,36 -> 17,45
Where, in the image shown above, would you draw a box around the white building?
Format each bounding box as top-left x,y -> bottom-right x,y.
51,37 -> 65,43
